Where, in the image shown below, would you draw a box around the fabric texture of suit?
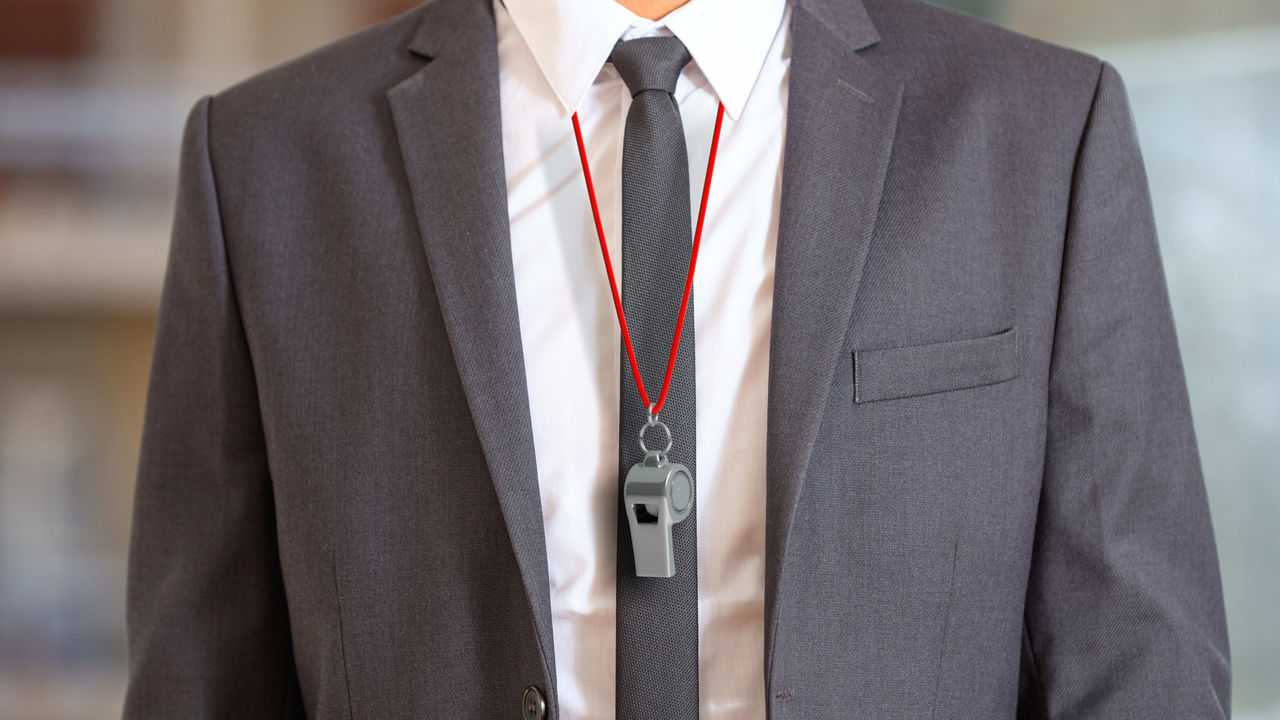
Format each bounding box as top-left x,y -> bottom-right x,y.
124,0 -> 1231,717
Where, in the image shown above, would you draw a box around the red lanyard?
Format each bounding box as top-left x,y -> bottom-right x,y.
570,102 -> 726,416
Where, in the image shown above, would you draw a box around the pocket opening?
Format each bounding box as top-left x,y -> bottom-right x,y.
852,326 -> 1020,403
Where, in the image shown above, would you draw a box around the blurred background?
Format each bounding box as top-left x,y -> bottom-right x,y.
0,0 -> 1275,717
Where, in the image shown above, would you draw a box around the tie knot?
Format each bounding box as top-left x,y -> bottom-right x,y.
608,36 -> 692,97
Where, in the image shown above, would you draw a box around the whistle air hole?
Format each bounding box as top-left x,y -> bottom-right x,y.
633,503 -> 660,524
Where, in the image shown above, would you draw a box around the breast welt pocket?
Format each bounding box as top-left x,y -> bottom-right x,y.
852,326 -> 1020,403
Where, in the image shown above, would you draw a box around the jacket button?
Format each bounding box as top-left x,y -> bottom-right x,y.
522,685 -> 546,720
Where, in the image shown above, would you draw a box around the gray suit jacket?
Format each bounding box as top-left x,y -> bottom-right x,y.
123,0 -> 1231,717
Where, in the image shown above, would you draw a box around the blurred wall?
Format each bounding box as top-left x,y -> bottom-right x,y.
0,0 -> 1275,718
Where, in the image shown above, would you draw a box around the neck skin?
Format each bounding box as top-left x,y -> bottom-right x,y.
612,0 -> 691,20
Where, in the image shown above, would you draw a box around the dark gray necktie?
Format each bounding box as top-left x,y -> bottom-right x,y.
611,36 -> 699,719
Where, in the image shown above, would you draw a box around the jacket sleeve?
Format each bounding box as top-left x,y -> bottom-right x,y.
1017,61 -> 1231,718
123,95 -> 304,719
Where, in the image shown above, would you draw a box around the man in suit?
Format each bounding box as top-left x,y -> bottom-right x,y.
123,0 -> 1230,716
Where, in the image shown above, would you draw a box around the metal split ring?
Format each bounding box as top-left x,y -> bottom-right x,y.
638,407 -> 673,458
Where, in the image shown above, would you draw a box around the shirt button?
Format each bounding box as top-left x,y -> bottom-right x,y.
521,685 -> 547,720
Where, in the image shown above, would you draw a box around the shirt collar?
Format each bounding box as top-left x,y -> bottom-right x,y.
500,0 -> 787,121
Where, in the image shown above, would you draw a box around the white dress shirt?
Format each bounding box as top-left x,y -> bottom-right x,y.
495,0 -> 790,716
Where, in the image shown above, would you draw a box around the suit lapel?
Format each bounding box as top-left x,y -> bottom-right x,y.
385,0 -> 899,699
764,0 -> 903,686
387,0 -> 557,693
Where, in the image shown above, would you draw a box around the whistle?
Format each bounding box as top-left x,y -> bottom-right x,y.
623,451 -> 694,577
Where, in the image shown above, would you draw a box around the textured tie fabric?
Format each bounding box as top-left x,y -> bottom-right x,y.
611,36 -> 700,719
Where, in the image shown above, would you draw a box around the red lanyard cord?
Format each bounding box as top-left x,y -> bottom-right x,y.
571,102 -> 726,417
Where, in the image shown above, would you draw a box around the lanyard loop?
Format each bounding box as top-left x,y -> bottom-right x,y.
570,102 -> 726,416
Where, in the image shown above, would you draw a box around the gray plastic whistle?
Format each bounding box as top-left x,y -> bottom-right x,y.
623,451 -> 694,577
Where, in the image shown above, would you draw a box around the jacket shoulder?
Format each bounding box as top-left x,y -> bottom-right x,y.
207,3 -> 430,140
858,0 -> 1112,172
865,0 -> 1105,107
